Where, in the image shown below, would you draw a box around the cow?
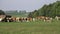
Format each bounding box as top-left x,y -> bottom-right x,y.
19,17 -> 23,22
29,18 -> 33,21
6,18 -> 13,22
25,18 -> 30,22
11,17 -> 16,22
55,16 -> 60,21
16,17 -> 25,22
36,16 -> 52,22
2,15 -> 13,22
36,16 -> 45,21
20,17 -> 25,22
23,17 -> 33,22
0,15 -> 6,22
43,17 -> 52,22
16,17 -> 20,22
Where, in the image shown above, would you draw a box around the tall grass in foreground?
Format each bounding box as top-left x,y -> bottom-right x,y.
0,20 -> 60,34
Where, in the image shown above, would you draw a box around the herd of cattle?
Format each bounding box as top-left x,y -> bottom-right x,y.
0,15 -> 60,22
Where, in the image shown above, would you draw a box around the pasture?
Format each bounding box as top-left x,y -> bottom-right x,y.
0,20 -> 60,34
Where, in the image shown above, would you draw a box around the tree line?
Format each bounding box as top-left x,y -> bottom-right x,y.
28,1 -> 60,18
0,10 -> 5,15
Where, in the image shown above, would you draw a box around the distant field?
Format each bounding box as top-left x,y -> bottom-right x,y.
5,12 -> 29,17
10,13 -> 29,17
0,20 -> 60,34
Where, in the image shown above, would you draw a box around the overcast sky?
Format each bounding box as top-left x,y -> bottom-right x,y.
0,0 -> 57,12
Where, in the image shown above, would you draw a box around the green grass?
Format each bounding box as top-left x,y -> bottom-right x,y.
6,12 -> 29,17
0,20 -> 60,34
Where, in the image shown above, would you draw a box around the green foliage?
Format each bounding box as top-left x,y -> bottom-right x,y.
0,10 -> 5,15
28,10 -> 38,18
28,10 -> 39,18
28,1 -> 60,18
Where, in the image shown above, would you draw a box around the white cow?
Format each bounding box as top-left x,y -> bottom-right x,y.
0,15 -> 6,22
0,18 -> 3,22
55,16 -> 60,21
16,17 -> 20,22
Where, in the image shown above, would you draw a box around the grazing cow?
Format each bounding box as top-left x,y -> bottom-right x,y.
29,17 -> 33,21
36,16 -> 52,22
6,17 -> 13,22
9,16 -> 16,22
2,15 -> 13,22
26,18 -> 30,22
21,17 -> 25,22
25,17 -> 34,22
32,18 -> 35,21
16,17 -> 20,22
16,17 -> 25,22
23,17 -> 31,22
36,16 -> 45,21
19,17 -> 23,22
43,17 -> 52,22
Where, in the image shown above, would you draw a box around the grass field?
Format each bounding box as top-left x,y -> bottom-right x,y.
0,20 -> 60,34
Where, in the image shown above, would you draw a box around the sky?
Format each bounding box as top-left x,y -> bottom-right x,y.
0,0 -> 57,12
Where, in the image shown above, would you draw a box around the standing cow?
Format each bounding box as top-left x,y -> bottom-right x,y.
55,16 -> 60,21
0,15 -> 6,22
43,17 -> 52,22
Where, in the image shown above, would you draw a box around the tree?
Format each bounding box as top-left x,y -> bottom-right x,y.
28,1 -> 60,18
0,10 -> 5,15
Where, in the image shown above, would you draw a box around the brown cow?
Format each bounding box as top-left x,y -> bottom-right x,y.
36,16 -> 52,22
11,17 -> 16,22
43,17 -> 52,22
36,16 -> 45,21
24,17 -> 33,22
